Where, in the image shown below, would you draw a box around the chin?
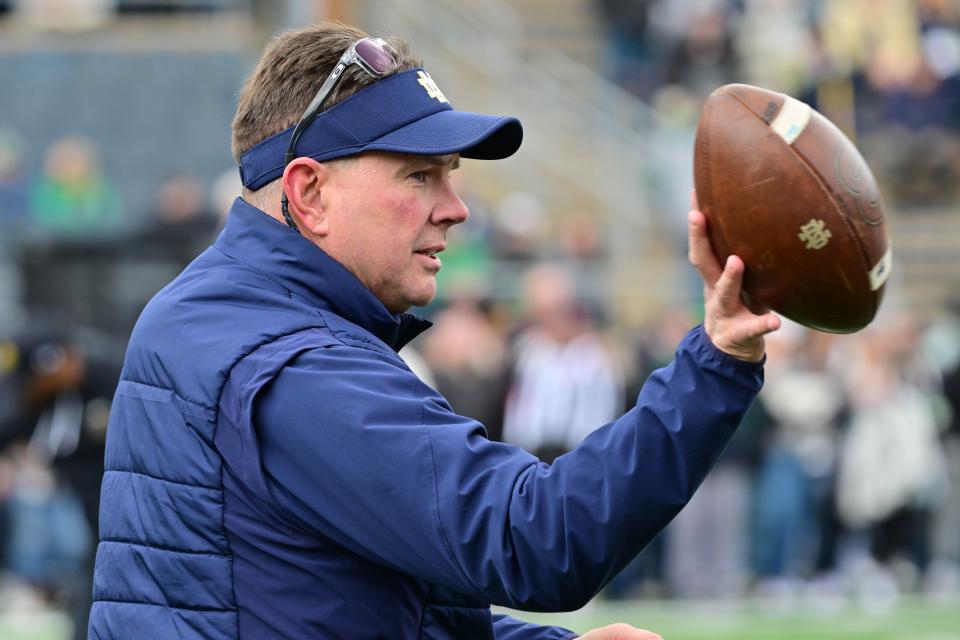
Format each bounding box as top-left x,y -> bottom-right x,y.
382,278 -> 437,314
408,289 -> 437,311
384,293 -> 435,314
409,295 -> 436,310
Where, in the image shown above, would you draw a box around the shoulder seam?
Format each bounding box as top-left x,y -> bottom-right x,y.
210,244 -> 293,299
424,433 -> 488,602
317,308 -> 395,355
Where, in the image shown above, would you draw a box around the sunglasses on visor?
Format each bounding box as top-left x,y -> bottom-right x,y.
280,37 -> 398,231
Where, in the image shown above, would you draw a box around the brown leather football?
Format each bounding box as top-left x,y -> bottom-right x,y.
693,83 -> 891,333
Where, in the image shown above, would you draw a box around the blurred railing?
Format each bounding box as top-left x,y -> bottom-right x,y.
357,0 -> 696,322
356,0 -> 960,322
359,0 -> 659,231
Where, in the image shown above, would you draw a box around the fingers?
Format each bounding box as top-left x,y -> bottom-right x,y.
687,209 -> 722,285
714,256 -> 781,335
704,254 -> 781,361
689,194 -> 781,362
576,623 -> 663,640
737,312 -> 782,341
713,255 -> 742,314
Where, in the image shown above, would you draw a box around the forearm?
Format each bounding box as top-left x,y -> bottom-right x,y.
437,325 -> 764,609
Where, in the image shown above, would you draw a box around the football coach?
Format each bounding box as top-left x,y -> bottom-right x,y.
89,22 -> 779,639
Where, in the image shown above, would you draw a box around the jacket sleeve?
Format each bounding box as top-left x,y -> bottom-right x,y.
251,324 -> 763,610
491,613 -> 576,639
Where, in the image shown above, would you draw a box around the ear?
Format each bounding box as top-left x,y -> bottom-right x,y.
282,158 -> 331,236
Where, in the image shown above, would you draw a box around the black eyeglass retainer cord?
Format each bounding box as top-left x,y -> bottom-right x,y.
279,108 -> 324,233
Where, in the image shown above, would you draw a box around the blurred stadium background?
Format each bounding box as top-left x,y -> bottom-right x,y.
1,0 -> 960,638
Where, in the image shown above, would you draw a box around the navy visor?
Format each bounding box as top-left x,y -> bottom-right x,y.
239,68 -> 523,190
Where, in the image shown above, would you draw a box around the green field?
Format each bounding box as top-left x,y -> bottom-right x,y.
499,596 -> 960,640
0,611 -> 70,640
3,596 -> 958,639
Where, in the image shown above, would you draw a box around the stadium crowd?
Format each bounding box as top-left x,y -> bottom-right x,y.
0,0 -> 959,637
588,0 -> 960,603
596,0 -> 960,207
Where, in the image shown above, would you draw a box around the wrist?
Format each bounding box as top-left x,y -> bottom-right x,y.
697,324 -> 766,368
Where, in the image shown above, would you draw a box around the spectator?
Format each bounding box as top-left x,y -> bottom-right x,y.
924,301 -> 960,593
594,0 -> 664,99
752,327 -> 847,592
0,128 -> 27,334
421,298 -> 510,442
136,173 -> 221,267
661,1 -> 741,98
501,264 -> 622,462
836,314 -> 948,593
0,128 -> 28,235
736,0 -> 818,95
29,135 -> 122,238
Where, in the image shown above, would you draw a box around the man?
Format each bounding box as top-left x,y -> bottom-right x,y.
90,23 -> 779,639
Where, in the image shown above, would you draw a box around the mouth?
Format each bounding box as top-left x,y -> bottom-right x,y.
413,244 -> 445,270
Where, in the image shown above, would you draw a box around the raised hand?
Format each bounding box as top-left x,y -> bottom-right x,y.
688,192 -> 780,362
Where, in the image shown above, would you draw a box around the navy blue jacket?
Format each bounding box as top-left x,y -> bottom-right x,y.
90,198 -> 764,639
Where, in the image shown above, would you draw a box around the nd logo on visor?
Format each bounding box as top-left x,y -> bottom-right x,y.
417,71 -> 448,103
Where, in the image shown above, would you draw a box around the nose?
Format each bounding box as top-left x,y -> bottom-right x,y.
432,181 -> 470,227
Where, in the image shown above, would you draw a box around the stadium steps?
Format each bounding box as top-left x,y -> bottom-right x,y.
499,0 -> 606,73
887,207 -> 960,316
354,0 -> 710,323
356,0 -> 960,324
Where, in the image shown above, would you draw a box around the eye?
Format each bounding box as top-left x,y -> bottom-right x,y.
408,170 -> 428,184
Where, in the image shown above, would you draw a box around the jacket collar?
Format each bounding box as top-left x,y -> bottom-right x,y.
214,198 -> 431,351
